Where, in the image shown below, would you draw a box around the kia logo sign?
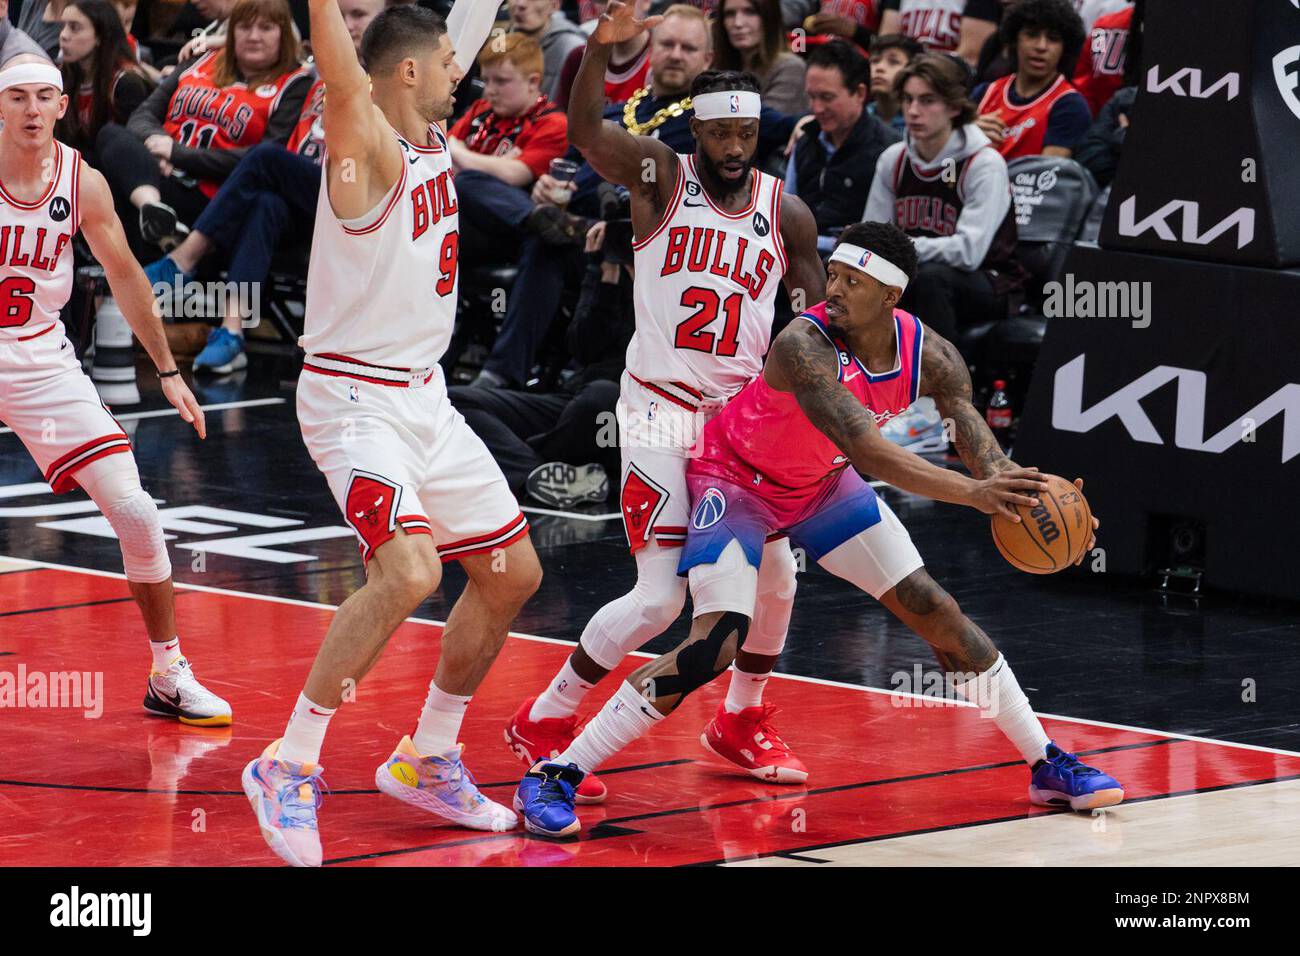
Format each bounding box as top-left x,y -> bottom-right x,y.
1051,355 -> 1300,463
1146,65 -> 1239,100
1274,45 -> 1300,120
1116,196 -> 1255,249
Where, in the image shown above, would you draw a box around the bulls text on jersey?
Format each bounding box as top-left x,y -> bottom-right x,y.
166,86 -> 255,144
0,224 -> 72,274
658,226 -> 776,301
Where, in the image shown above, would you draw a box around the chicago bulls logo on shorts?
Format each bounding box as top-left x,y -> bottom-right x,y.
345,470 -> 402,559
621,464 -> 669,553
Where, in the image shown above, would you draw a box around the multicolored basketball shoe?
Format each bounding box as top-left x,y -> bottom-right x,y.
700,702 -> 809,784
1029,741 -> 1125,811
504,697 -> 608,803
513,760 -> 584,838
241,740 -> 327,868
143,656 -> 233,726
375,736 -> 517,832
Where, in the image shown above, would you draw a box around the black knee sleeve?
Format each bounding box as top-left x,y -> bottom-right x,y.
652,612 -> 749,700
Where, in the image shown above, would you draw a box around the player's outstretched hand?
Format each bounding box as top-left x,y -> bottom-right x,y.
970,466 -> 1048,521
592,1 -> 662,46
162,374 -> 207,440
1071,476 -> 1099,564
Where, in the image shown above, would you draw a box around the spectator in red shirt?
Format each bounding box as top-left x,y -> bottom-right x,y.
971,0 -> 1090,159
1071,0 -> 1135,116
452,32 -> 572,271
450,32 -> 569,188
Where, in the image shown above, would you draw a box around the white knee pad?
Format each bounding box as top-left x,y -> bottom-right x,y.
688,538 -> 759,620
578,543 -> 687,670
78,455 -> 172,584
745,537 -> 798,657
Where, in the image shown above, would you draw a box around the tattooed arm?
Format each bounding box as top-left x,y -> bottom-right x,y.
919,327 -> 1016,479
764,322 -> 1043,517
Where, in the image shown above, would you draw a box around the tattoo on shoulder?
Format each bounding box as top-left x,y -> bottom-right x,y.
773,327 -> 875,450
921,332 -> 1011,478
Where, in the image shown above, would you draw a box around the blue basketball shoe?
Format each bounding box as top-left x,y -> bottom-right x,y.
514,760 -> 584,837
1030,741 -> 1125,811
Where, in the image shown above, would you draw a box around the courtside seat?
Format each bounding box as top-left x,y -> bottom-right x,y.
963,155 -> 1098,383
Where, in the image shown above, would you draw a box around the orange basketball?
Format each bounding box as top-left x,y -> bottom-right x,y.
991,474 -> 1092,574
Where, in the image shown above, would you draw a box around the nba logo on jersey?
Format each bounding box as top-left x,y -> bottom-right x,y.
692,487 -> 727,529
728,94 -> 741,113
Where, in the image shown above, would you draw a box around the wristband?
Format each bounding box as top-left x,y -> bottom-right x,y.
156,368 -> 181,379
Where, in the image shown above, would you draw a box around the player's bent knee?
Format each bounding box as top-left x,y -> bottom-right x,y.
892,568 -> 960,623
688,538 -> 758,619
671,611 -> 749,697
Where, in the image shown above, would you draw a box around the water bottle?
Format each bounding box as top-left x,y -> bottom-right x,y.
986,379 -> 1012,451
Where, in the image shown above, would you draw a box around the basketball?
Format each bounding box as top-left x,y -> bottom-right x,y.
991,475 -> 1092,574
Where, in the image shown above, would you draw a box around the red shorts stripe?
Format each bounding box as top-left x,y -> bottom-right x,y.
437,514 -> 530,561
47,442 -> 133,494
628,374 -> 699,412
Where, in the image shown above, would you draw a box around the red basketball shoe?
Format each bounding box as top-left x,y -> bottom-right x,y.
700,702 -> 809,783
504,697 -> 607,804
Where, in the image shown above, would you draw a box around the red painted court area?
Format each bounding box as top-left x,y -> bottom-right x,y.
2,564 -> 1298,867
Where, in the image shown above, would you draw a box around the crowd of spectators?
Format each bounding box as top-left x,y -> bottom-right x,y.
9,0 -> 1141,504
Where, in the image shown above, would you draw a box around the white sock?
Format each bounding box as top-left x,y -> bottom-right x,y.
530,658 -> 596,721
950,654 -> 1050,765
558,681 -> 661,774
412,682 -> 472,757
279,693 -> 335,766
150,636 -> 182,671
724,665 -> 770,713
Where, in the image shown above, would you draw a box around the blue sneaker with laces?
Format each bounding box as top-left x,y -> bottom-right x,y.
241,739 -> 329,867
1030,741 -> 1125,811
193,327 -> 247,374
514,760 -> 584,837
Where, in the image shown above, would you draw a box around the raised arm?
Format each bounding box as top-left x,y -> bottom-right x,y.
765,321 -> 1041,519
78,162 -> 205,438
309,0 -> 397,217
568,2 -> 676,193
778,192 -> 826,310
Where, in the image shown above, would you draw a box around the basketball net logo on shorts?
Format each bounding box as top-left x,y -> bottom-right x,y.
692,487 -> 727,530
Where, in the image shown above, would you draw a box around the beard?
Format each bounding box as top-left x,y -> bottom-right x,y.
696,150 -> 754,199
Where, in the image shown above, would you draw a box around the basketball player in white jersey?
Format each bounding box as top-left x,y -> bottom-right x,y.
0,55 -> 230,727
241,1 -> 541,867
505,2 -> 827,828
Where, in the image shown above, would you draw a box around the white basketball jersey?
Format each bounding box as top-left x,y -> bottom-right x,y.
302,125 -> 458,369
897,0 -> 967,53
628,154 -> 787,404
0,141 -> 80,344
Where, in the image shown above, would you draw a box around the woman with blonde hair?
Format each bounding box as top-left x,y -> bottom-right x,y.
97,0 -> 312,252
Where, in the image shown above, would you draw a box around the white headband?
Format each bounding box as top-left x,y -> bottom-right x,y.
829,242 -> 910,292
692,90 -> 761,121
0,62 -> 63,93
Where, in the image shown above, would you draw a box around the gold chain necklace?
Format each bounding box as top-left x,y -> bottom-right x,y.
623,86 -> 692,136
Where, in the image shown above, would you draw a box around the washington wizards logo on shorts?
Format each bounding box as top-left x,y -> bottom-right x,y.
692,487 -> 727,530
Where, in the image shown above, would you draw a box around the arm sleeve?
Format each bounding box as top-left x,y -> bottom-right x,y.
516,112 -> 569,180
911,150 -> 1011,270
126,68 -> 181,141
862,144 -> 901,223
1042,91 -> 1093,151
446,0 -> 505,72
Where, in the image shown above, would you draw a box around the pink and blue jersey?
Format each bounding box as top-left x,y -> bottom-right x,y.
681,302 -> 925,572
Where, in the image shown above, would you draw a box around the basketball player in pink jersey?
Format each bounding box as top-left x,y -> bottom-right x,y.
241,1 -> 540,867
504,2 -> 828,816
516,221 -> 1123,836
0,55 -> 230,727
